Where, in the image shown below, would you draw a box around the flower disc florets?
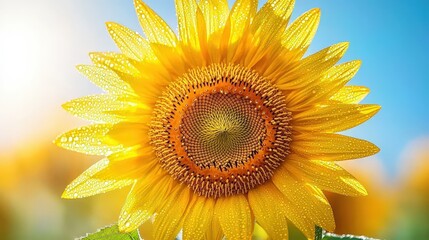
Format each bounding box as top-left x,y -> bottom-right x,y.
150,63 -> 292,198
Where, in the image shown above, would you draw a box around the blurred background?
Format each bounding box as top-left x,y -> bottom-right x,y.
0,0 -> 428,239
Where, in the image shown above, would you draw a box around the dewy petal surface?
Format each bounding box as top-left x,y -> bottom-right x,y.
277,42 -> 348,89
281,8 -> 320,59
55,124 -> 123,156
76,65 -> 135,96
286,60 -> 362,110
329,86 -> 370,104
90,52 -> 141,77
62,94 -> 148,124
228,0 -> 258,44
215,195 -> 253,240
175,0 -> 199,48
273,165 -> 336,231
285,157 -> 368,196
205,215 -> 224,240
251,0 -> 295,47
119,171 -> 170,232
106,22 -> 154,61
292,133 -> 380,161
199,0 -> 229,37
282,196 -> 316,239
62,158 -> 134,199
153,185 -> 191,240
134,0 -> 177,46
183,197 -> 215,240
293,104 -> 381,133
248,182 -> 289,239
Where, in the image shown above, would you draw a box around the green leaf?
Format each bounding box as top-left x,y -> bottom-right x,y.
316,225 -> 379,240
322,233 -> 379,240
79,224 -> 141,240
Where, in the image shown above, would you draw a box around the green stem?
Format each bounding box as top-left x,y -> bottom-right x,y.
315,226 -> 323,240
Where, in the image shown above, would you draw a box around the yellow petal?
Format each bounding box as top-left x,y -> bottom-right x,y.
62,94 -> 148,124
285,157 -> 368,196
197,0 -> 229,63
272,166 -> 335,231
292,133 -> 380,161
229,0 -> 258,44
253,223 -> 269,240
89,52 -> 140,77
287,60 -> 362,110
277,42 -> 348,89
251,0 -> 295,47
119,171 -> 171,232
55,124 -> 124,156
106,122 -> 150,147
183,197 -> 215,240
293,104 -> 381,133
199,0 -> 229,37
153,185 -> 191,240
62,156 -> 156,199
134,0 -> 177,46
76,65 -> 134,95
107,145 -> 154,163
215,195 -> 252,240
224,0 -> 258,63
204,216 -> 223,240
278,187 -> 316,239
195,8 -> 210,62
248,182 -> 289,240
242,0 -> 295,69
281,8 -> 320,60
89,52 -> 169,101
329,86 -> 370,104
130,61 -> 174,102
175,0 -> 198,47
62,158 -> 133,199
106,22 -> 156,61
177,7 -> 209,67
150,43 -> 187,77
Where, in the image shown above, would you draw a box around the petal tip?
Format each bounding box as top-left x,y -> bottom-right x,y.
133,0 -> 142,7
373,145 -> 381,154
118,216 -> 134,233
61,189 -> 77,199
337,41 -> 350,51
75,64 -> 85,71
310,8 -> 321,17
88,52 -> 97,61
61,101 -> 71,111
105,21 -> 117,29
360,187 -> 369,196
351,180 -> 368,196
368,104 -> 382,116
53,134 -> 65,147
355,59 -> 362,67
374,104 -> 382,111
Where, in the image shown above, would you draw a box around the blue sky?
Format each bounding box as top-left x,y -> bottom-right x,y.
77,0 -> 429,176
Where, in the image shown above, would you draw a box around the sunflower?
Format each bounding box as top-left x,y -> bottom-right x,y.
56,0 -> 380,239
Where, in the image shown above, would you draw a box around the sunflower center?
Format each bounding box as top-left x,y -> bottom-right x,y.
181,92 -> 266,170
150,63 -> 292,198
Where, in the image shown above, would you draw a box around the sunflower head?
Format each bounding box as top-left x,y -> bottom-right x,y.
149,63 -> 292,198
56,0 -> 380,239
